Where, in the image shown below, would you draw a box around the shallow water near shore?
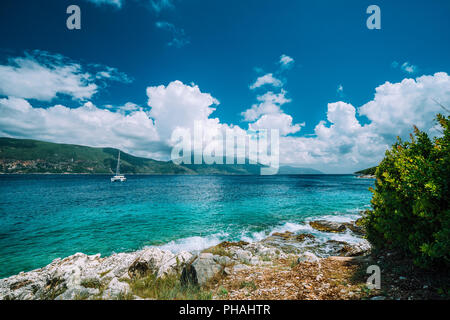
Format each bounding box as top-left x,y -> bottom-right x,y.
0,174 -> 373,279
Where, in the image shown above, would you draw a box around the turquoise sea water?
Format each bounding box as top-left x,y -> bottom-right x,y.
0,174 -> 373,279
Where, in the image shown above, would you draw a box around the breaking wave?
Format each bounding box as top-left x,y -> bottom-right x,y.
155,208 -> 366,254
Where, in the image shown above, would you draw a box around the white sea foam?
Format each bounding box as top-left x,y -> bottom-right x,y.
155,208 -> 367,254
307,214 -> 356,223
269,221 -> 313,234
239,230 -> 267,243
156,232 -> 229,253
238,222 -> 314,243
322,230 -> 363,244
305,211 -> 365,244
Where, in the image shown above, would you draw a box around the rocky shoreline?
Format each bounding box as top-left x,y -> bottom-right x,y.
0,218 -> 376,300
356,174 -> 376,179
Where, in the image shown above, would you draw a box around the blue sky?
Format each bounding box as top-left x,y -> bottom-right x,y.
0,0 -> 449,173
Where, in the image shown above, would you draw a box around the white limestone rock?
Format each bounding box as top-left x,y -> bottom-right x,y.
101,278 -> 130,299
190,253 -> 222,286
297,251 -> 320,263
0,247 -> 192,300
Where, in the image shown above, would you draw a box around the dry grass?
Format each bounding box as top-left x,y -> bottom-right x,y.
211,257 -> 378,300
202,246 -> 233,258
127,273 -> 212,300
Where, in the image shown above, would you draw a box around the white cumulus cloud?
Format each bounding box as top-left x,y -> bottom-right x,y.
278,72 -> 450,172
359,72 -> 450,139
0,51 -> 130,102
244,55 -> 302,137
249,73 -> 283,90
147,80 -> 222,143
0,97 -> 162,158
279,54 -> 294,69
85,0 -> 122,8
401,62 -> 418,74
241,90 -> 291,122
1,49 -> 449,173
250,113 -> 304,136
391,60 -> 418,74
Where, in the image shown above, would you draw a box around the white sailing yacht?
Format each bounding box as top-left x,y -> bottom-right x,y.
111,151 -> 126,182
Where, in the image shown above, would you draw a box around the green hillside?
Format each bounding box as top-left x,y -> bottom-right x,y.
0,137 -> 323,175
354,166 -> 377,175
0,138 -> 192,174
0,138 -> 264,174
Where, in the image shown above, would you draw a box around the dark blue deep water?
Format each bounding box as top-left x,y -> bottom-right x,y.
0,174 -> 374,278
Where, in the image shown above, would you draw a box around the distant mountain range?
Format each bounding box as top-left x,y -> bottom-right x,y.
277,165 -> 323,174
0,137 -> 323,175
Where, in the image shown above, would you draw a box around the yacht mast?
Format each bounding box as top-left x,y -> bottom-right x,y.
116,151 -> 120,175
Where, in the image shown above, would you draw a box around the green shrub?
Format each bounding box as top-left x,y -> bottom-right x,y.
365,114 -> 449,269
